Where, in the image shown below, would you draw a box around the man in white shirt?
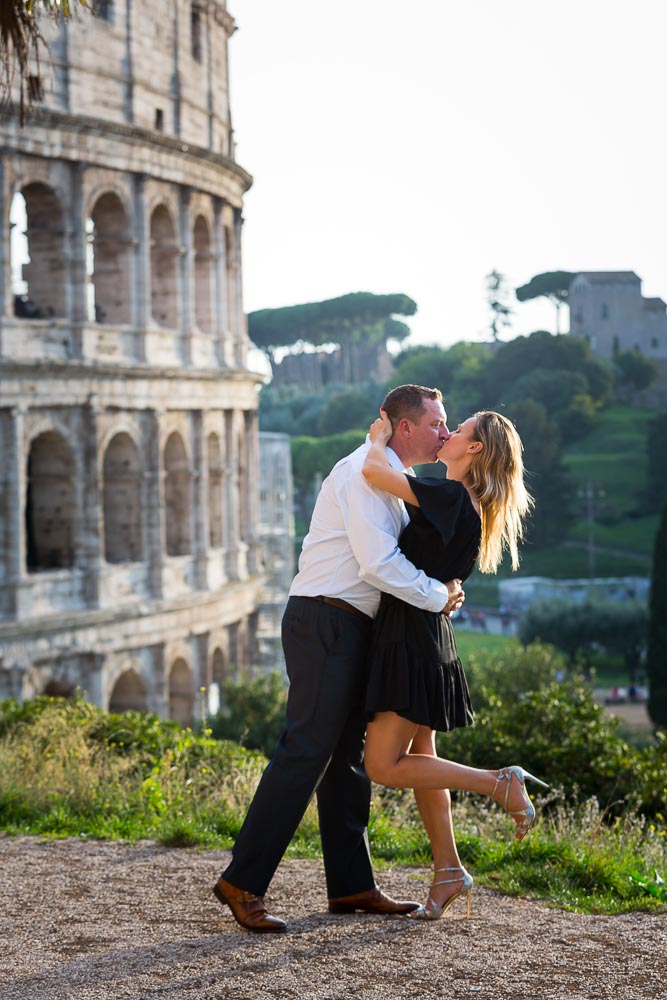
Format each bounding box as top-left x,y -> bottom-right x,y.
213,385 -> 462,933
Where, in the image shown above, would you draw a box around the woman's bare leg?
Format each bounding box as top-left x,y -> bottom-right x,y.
365,711 -> 530,824
410,728 -> 466,911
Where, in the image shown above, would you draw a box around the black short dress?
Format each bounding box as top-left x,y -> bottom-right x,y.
365,476 -> 481,733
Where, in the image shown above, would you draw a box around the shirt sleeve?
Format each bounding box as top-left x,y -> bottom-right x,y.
335,467 -> 450,613
407,476 -> 466,546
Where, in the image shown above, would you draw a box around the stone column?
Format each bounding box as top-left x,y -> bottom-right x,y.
6,408 -> 25,618
68,161 -> 87,356
0,156 -> 8,323
131,173 -> 149,361
232,209 -> 246,368
178,186 -> 193,365
146,409 -> 164,598
80,395 -> 102,608
212,197 -> 227,366
224,408 -> 240,580
244,410 -> 263,575
123,0 -> 134,122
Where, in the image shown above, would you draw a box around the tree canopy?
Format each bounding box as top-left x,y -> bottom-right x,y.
247,292 -> 416,355
1,1 -> 86,123
647,500 -> 667,729
515,271 -> 576,333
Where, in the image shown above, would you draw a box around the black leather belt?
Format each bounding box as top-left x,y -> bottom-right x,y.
314,595 -> 372,622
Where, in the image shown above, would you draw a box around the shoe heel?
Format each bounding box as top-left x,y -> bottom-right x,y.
522,769 -> 549,790
465,887 -> 472,920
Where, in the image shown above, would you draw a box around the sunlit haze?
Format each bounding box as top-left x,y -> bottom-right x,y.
230,0 -> 667,350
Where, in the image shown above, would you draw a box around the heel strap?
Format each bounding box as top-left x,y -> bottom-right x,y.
431,866 -> 467,887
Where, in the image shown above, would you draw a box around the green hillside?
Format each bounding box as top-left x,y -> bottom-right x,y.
465,403 -> 656,605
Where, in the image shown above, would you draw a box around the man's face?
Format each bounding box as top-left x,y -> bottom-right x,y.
405,399 -> 449,464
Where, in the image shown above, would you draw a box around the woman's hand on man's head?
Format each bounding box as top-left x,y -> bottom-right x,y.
369,409 -> 393,445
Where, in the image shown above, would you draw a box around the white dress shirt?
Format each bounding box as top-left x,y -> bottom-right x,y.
289,440 -> 449,618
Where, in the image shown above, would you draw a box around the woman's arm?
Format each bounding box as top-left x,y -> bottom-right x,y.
362,411 -> 420,506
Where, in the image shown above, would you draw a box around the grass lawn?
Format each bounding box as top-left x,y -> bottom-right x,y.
454,630 -> 516,658
563,403 -> 653,520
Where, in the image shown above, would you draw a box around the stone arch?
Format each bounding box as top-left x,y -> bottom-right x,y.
193,214 -> 213,333
164,431 -> 192,556
168,656 -> 194,724
150,204 -> 179,329
26,431 -> 76,572
11,182 -> 66,319
209,645 -> 227,714
207,431 -> 223,548
102,431 -> 143,563
108,668 -> 148,714
87,191 -> 132,324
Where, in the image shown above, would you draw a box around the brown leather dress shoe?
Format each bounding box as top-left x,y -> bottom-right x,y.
328,886 -> 419,915
213,877 -> 287,933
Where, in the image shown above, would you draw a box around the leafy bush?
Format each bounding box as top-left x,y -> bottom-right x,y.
441,642 -> 667,818
519,600 -> 647,678
207,671 -> 287,756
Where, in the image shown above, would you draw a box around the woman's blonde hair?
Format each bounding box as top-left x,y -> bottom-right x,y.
467,411 -> 533,573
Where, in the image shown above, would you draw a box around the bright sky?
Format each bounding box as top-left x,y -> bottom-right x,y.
229,0 -> 667,351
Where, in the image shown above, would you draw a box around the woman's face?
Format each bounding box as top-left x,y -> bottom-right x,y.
437,417 -> 480,465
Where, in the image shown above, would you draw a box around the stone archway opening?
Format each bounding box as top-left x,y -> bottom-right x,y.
26,431 -> 76,572
168,657 -> 194,725
207,432 -> 223,548
164,432 -> 192,556
193,215 -> 213,333
103,432 -> 143,564
87,191 -> 132,324
150,205 -> 179,329
108,668 -> 148,714
11,183 -> 66,319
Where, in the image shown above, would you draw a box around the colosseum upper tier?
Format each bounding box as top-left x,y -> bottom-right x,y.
0,1 -> 265,723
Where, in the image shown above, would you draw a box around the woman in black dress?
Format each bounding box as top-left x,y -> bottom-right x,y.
362,408 -> 546,921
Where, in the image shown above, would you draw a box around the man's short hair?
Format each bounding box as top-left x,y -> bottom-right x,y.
382,384 -> 443,425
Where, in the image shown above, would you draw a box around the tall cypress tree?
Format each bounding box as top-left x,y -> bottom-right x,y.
647,500 -> 667,729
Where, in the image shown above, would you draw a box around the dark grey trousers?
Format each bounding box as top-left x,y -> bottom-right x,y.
222,595 -> 375,899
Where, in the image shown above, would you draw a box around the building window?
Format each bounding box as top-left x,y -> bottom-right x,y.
155,108 -> 164,132
574,309 -> 583,324
601,303 -> 609,320
27,75 -> 43,102
93,0 -> 113,22
191,7 -> 202,62
651,337 -> 659,349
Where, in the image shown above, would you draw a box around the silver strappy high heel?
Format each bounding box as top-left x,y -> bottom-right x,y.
407,866 -> 474,921
492,765 -> 549,841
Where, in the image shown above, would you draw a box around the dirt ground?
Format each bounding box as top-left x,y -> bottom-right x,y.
1,836 -> 666,1000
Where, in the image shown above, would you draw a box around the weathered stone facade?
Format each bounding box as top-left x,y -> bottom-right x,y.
0,1 -> 265,723
256,432 -> 295,674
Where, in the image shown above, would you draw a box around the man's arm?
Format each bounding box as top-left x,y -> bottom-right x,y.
337,466 -> 451,613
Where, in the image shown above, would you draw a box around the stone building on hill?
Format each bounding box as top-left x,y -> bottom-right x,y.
568,271 -> 667,362
0,1 -> 265,723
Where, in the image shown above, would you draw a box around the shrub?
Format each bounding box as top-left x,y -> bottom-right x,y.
208,671 -> 287,756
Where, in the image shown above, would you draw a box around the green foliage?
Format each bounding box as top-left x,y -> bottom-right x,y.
643,412 -> 667,514
442,642 -> 667,817
506,399 -> 575,549
515,271 -> 576,334
317,389 -> 377,436
248,292 -> 416,353
290,429 -> 366,525
388,342 -> 490,421
647,502 -> 667,729
506,368 -> 596,442
485,269 -> 514,341
208,672 -> 287,755
485,329 -> 612,412
515,271 -> 576,305
614,348 -> 660,394
519,600 -> 648,678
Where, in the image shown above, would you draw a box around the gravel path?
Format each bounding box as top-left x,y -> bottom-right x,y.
1,836 -> 666,1000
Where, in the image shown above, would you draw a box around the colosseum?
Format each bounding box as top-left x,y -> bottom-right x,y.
0,1 -> 265,723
